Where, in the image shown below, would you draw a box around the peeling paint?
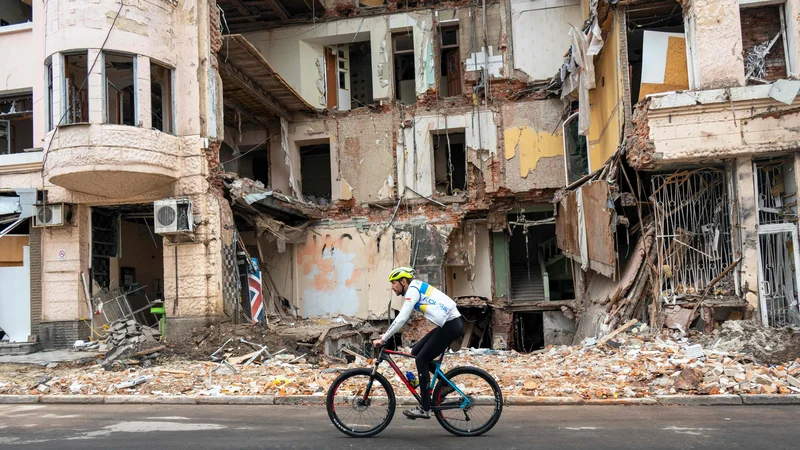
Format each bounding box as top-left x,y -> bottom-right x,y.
504,126 -> 564,177
105,11 -> 148,37
339,179 -> 353,200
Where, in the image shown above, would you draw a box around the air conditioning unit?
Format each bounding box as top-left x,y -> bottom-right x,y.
154,199 -> 194,234
33,203 -> 67,227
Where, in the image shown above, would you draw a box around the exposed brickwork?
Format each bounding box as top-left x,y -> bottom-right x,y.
625,99 -> 655,170
209,0 -> 223,56
740,5 -> 788,82
29,227 -> 42,340
490,307 -> 513,350
39,321 -> 90,349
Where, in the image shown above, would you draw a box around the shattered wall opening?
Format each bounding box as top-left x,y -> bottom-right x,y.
348,41 -> 374,108
650,169 -> 736,303
104,53 -> 136,126
393,32 -> 416,104
626,0 -> 687,105
64,52 -> 89,124
454,306 -> 492,351
299,142 -> 332,202
741,3 -> 789,83
508,209 -> 573,303
433,131 -> 466,195
439,25 -> 461,97
754,157 -> 800,327
563,111 -> 589,184
513,312 -> 543,352
220,141 -> 270,187
0,93 -> 32,154
0,0 -> 32,27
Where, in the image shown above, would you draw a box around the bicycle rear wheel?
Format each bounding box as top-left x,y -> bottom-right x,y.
432,366 -> 503,437
326,368 -> 396,438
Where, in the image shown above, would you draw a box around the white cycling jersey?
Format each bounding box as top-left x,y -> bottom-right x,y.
381,279 -> 461,342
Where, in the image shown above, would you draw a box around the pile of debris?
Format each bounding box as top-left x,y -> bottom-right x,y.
73,319 -> 160,354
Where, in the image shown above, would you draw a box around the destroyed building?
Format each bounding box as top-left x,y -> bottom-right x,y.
1,0 -> 799,354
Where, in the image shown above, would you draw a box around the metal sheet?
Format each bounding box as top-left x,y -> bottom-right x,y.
556,180 -> 616,278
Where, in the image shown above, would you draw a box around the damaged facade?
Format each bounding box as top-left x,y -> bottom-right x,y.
1,0 -> 799,354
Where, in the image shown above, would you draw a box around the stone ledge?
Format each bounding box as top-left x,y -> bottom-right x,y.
0,395 -> 40,404
505,396 -> 584,405
197,395 -> 275,405
740,394 -> 800,405
584,398 -> 658,406
40,395 -> 103,404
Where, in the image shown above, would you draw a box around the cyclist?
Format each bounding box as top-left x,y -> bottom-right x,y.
372,266 -> 463,419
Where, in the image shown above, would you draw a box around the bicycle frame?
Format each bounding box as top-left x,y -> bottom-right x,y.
364,348 -> 471,411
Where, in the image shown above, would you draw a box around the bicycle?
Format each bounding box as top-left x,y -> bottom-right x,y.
325,345 -> 503,438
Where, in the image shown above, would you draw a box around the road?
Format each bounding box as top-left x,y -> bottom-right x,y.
0,404 -> 798,449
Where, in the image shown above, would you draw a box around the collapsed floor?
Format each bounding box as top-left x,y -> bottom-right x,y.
2,320 -> 800,399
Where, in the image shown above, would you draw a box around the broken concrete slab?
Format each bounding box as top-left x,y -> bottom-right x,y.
0,350 -> 101,366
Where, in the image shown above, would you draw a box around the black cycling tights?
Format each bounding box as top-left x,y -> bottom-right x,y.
410,317 -> 463,411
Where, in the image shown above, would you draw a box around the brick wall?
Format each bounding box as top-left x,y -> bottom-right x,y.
39,320 -> 90,349
740,5 -> 788,81
29,227 -> 42,339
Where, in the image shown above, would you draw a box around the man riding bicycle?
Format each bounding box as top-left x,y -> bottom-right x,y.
372,266 -> 463,420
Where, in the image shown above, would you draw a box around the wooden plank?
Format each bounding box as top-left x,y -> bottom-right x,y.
598,319 -> 638,346
460,321 -> 475,349
220,59 -> 292,120
264,0 -> 289,20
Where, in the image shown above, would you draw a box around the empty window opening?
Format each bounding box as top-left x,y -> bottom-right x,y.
0,0 -> 32,27
433,131 -> 466,195
219,141 -> 270,187
439,26 -> 461,97
741,4 -> 789,84
626,1 -> 686,106
513,312 -> 544,352
563,111 -> 589,183
348,41 -> 374,108
150,62 -> 173,133
508,210 -> 574,303
0,94 -> 33,155
299,143 -> 332,203
104,53 -> 136,126
754,157 -> 800,328
393,33 -> 416,104
64,52 -> 89,124
91,204 -> 164,327
651,169 -> 735,303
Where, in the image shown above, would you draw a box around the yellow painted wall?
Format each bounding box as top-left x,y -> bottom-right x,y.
587,12 -> 623,172
504,126 -> 564,178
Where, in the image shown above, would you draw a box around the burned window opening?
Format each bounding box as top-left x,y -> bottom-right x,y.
393,33 -> 415,104
741,4 -> 789,83
439,25 -> 461,97
508,210 -> 574,303
0,0 -> 32,27
150,61 -> 173,133
64,52 -> 89,124
433,131 -> 466,195
651,169 -> 735,303
513,312 -> 544,353
626,1 -> 686,107
348,41 -> 374,108
0,94 -> 33,155
104,53 -> 136,126
299,143 -> 332,203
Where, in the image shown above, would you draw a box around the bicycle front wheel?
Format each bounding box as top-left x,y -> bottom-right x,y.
326,368 -> 396,438
432,366 -> 503,437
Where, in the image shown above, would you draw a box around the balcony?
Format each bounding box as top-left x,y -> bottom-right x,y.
44,124 -> 180,198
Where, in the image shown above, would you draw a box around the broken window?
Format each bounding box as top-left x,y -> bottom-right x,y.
46,60 -> 54,131
741,4 -> 789,84
348,41 -> 374,108
626,1 -> 687,105
64,52 -> 89,124
324,46 -> 353,111
299,143 -> 332,204
754,158 -> 800,327
439,25 -> 461,97
0,0 -> 32,27
150,61 -> 173,133
393,33 -> 416,104
91,208 -> 121,289
0,94 -> 33,155
433,131 -> 466,195
508,210 -> 574,303
651,169 -> 735,303
563,111 -> 589,184
104,53 -> 135,126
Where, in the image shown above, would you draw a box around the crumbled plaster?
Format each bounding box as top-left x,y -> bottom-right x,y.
503,126 -> 564,178
688,0 -> 746,89
105,10 -> 148,37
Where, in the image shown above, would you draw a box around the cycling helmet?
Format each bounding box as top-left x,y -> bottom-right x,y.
388,266 -> 415,282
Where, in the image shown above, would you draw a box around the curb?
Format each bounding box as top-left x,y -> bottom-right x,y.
1,394 -> 799,406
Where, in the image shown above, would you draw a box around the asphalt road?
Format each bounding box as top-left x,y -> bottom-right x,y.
1,404 -> 798,449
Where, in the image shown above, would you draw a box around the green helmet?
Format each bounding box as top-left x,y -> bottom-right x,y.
388,266 -> 415,282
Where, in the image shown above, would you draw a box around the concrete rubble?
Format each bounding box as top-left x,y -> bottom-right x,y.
2,320 -> 799,400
